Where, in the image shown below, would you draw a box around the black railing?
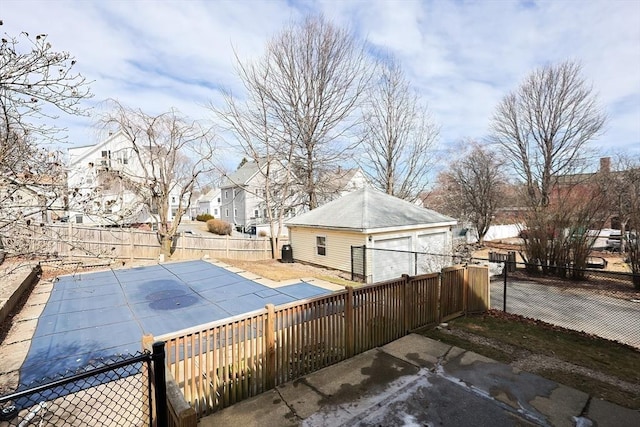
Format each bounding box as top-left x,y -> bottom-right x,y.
0,343 -> 168,427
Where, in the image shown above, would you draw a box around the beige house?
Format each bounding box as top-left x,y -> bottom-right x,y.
286,187 -> 457,283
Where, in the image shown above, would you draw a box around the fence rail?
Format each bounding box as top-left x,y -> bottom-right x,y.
5,223 -> 279,262
148,265 -> 490,419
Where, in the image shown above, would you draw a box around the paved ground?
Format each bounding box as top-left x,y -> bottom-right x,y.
490,279 -> 640,349
199,334 -> 640,427
1,260 -> 341,387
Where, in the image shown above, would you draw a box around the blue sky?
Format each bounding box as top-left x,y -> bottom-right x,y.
3,0 -> 639,169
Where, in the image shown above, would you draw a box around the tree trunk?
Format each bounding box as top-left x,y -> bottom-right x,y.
160,235 -> 172,258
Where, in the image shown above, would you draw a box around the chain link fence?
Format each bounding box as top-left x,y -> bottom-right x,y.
0,350 -> 164,427
478,257 -> 640,349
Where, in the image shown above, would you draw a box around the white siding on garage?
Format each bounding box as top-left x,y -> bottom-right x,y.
417,232 -> 449,273
372,236 -> 412,282
288,226 -> 367,273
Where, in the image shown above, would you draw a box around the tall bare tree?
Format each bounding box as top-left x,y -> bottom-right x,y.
491,60 -> 606,208
439,142 -> 505,243
1,22 -> 92,260
491,60 -> 607,273
99,101 -> 216,258
213,52 -> 297,257
360,58 -> 439,201
228,15 -> 372,210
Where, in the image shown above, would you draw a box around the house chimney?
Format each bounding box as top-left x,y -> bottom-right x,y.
599,157 -> 611,173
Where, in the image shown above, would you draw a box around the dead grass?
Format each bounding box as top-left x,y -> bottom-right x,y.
218,258 -> 361,287
420,311 -> 640,409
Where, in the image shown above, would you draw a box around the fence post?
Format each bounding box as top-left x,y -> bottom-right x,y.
265,304 -> 276,390
362,245 -> 367,283
152,341 -> 168,427
414,253 -> 418,276
129,229 -> 134,263
503,262 -> 508,312
463,267 -> 469,314
436,272 -> 442,323
345,286 -> 354,358
402,275 -> 410,333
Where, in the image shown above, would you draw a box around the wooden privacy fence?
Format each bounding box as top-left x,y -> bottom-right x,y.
16,224 -> 278,261
145,264 -> 490,419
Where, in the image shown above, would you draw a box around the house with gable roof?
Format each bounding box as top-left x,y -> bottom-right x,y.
286,187 -> 457,282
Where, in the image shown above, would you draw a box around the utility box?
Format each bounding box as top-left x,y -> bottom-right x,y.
281,244 -> 293,263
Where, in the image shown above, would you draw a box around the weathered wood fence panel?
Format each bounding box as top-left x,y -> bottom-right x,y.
149,265 -> 489,419
19,224 -> 279,261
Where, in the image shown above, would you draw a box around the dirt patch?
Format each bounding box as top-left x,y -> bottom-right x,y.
218,258 -> 359,286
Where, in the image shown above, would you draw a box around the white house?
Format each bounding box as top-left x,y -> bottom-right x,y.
316,167 -> 370,204
67,131 -> 189,226
198,187 -> 222,218
286,187 -> 457,283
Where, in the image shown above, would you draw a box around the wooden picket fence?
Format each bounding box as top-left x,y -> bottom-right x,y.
146,265 -> 490,419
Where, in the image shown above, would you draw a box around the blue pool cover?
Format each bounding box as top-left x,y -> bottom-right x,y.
20,260 -> 331,385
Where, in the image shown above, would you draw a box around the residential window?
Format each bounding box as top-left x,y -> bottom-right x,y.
316,236 -> 326,256
225,190 -> 228,199
217,197 -> 221,203
233,189 -> 236,197
225,208 -> 229,217
254,209 -> 259,218
213,208 -> 218,216
171,197 -> 176,203
75,215 -> 83,224
234,208 -> 237,217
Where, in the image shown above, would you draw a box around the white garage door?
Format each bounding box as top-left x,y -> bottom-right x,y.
417,232 -> 448,274
372,236 -> 412,282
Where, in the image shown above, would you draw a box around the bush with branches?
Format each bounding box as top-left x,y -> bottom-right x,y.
206,219 -> 232,236
196,213 -> 214,222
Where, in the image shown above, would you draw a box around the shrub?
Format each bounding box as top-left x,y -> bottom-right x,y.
258,230 -> 268,237
206,219 -> 232,236
196,213 -> 215,222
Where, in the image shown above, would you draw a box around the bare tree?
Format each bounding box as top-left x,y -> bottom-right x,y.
0,23 -> 92,260
99,101 -> 216,258
601,155 -> 640,253
491,60 -> 607,273
360,57 -> 439,201
237,15 -> 372,210
213,52 -> 297,257
439,142 -> 505,243
491,60 -> 605,208
600,155 -> 640,285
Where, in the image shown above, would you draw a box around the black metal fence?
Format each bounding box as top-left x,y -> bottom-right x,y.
0,342 -> 168,427
351,245 -> 459,283
482,259 -> 640,349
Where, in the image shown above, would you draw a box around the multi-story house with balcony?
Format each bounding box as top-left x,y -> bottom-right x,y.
66,131 -> 189,226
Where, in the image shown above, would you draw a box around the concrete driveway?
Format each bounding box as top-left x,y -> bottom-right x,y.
199,334 -> 639,427
490,279 -> 640,349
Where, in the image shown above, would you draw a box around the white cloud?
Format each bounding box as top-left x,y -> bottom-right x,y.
3,0 -> 638,156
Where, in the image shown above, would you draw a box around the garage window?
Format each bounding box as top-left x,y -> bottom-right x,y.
316,236 -> 326,256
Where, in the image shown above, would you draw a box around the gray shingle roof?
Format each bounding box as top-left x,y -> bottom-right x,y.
221,161 -> 262,188
286,187 -> 456,231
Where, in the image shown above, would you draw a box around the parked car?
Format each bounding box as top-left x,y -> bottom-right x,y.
606,231 -> 637,252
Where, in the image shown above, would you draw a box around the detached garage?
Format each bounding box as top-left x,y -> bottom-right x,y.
285,187 -> 457,283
